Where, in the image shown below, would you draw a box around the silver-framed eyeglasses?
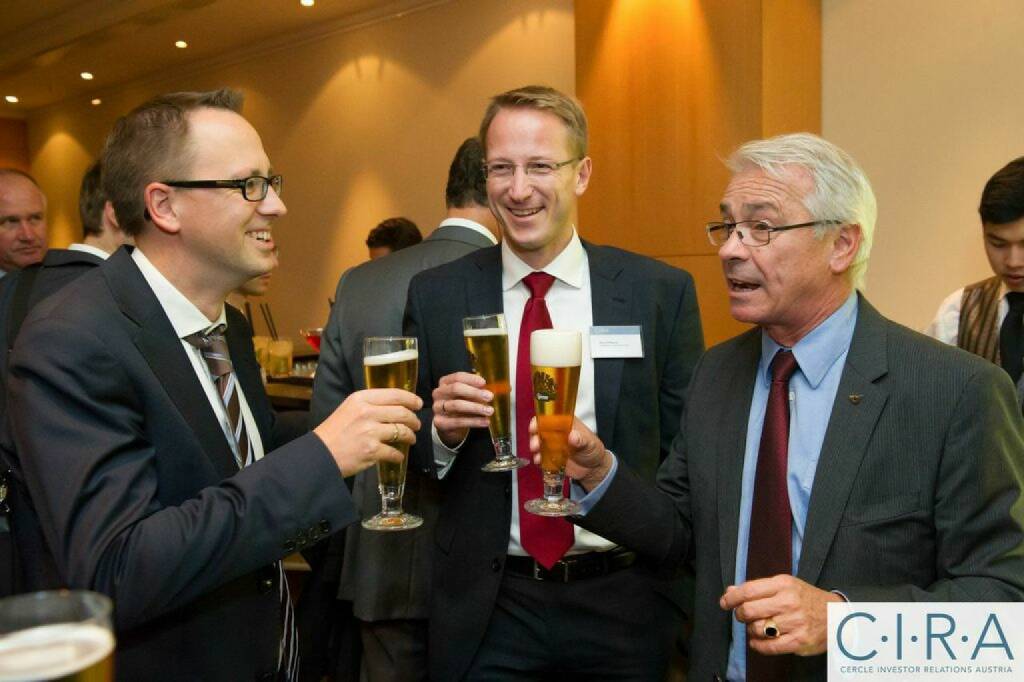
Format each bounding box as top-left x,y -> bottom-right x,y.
705,219 -> 842,247
163,175 -> 283,202
483,158 -> 581,180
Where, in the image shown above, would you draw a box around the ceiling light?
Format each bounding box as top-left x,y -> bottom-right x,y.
80,72 -> 94,80
175,40 -> 188,49
4,95 -> 17,104
91,98 -> 102,106
301,0 -> 314,6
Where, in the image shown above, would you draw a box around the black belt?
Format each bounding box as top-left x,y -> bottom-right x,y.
504,548 -> 637,582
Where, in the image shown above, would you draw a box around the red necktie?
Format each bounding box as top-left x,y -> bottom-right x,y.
515,271 -> 573,568
746,349 -> 799,681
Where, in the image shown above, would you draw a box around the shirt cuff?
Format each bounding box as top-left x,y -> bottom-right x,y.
571,451 -> 619,515
431,421 -> 466,479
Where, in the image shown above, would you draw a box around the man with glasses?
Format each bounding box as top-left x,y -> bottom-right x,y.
5,89 -> 422,681
554,133 -> 1024,681
404,85 -> 704,679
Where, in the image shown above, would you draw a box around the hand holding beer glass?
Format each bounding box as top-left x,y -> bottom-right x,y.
463,314 -> 526,472
524,329 -> 582,517
0,590 -> 114,681
362,336 -> 423,531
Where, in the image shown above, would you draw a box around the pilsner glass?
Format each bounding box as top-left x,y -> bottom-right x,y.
463,314 -> 526,472
0,590 -> 115,681
524,329 -> 582,516
362,336 -> 423,531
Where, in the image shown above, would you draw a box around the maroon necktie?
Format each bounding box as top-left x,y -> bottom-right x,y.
746,349 -> 799,681
515,271 -> 573,568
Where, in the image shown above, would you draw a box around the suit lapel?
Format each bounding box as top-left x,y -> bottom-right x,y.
585,243 -> 631,446
798,296 -> 889,585
104,251 -> 239,480
717,330 -> 761,588
465,246 -> 503,317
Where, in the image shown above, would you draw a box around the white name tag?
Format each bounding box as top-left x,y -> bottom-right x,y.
590,325 -> 643,358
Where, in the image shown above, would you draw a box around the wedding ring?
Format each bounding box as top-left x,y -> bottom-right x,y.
388,423 -> 400,445
763,619 -> 781,639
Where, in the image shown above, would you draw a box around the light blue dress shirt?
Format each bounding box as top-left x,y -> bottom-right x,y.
725,292 -> 858,680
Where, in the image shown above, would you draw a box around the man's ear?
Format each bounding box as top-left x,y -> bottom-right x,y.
144,182 -> 181,235
574,156 -> 592,197
830,222 -> 862,276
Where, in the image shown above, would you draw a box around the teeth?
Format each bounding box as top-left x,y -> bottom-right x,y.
250,230 -> 271,242
509,208 -> 541,217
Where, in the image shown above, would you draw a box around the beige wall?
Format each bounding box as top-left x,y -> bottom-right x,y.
823,0 -> 1024,331
26,0 -> 574,341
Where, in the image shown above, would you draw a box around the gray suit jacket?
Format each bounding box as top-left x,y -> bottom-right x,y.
311,222 -> 494,620
580,295 -> 1024,681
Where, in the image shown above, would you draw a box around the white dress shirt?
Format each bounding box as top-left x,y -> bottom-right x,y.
132,248 -> 264,464
67,242 -> 111,260
926,283 -> 1009,344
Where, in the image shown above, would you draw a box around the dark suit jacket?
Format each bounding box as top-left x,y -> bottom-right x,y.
579,296 -> 1024,681
404,241 -> 704,679
310,222 -> 495,623
7,249 -> 359,681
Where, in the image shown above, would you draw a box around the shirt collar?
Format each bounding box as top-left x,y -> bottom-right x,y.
438,217 -> 498,244
131,248 -> 226,339
67,243 -> 111,260
759,292 -> 859,389
501,229 -> 586,291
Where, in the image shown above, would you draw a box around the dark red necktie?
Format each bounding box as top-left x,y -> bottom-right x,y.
515,271 -> 573,568
746,349 -> 799,682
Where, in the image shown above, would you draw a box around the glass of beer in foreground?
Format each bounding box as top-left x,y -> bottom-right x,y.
524,329 -> 582,517
362,336 -> 423,531
463,313 -> 526,472
0,590 -> 115,681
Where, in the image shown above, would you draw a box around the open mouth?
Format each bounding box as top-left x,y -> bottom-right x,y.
248,230 -> 272,244
508,207 -> 542,218
727,278 -> 760,292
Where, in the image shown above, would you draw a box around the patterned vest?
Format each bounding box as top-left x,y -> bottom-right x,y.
957,275 -> 1002,363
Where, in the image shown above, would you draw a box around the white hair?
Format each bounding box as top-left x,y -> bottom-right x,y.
727,132 -> 877,289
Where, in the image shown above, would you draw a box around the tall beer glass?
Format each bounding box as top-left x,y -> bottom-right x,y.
524,329 -> 582,517
463,314 -> 526,472
0,590 -> 114,681
362,336 -> 423,531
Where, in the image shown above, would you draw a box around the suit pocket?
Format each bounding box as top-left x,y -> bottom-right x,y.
839,491 -> 920,526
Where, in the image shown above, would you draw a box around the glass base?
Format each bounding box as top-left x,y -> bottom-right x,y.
523,497 -> 580,517
481,456 -> 529,472
362,512 -> 423,531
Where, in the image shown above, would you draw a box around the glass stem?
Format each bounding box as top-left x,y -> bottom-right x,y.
542,471 -> 565,501
379,485 -> 404,516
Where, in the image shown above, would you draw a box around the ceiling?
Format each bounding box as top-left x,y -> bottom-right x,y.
0,0 -> 413,114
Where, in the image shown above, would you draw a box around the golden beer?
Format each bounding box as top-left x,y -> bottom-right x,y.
525,329 -> 582,517
0,623 -> 114,681
361,338 -> 422,531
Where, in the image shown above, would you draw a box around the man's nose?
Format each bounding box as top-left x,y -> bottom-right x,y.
507,168 -> 533,201
717,228 -> 748,261
260,186 -> 287,217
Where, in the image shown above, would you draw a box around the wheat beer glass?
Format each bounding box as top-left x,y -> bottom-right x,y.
463,314 -> 526,472
524,329 -> 582,516
362,336 -> 423,531
0,590 -> 115,681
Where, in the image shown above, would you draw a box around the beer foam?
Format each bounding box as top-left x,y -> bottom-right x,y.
530,330 -> 581,367
0,622 -> 114,681
464,327 -> 506,337
363,348 -> 418,366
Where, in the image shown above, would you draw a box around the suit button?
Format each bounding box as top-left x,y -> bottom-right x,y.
318,519 -> 331,534
258,578 -> 274,594
491,558 -> 501,572
283,540 -> 296,553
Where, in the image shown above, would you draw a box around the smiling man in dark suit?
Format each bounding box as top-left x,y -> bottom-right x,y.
556,132 -> 1024,681
405,85 -> 704,679
5,89 -> 421,681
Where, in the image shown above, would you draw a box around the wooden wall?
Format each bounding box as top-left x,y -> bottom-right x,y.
0,118 -> 30,171
575,0 -> 821,345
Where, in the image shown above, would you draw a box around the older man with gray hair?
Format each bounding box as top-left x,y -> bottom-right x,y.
553,132 -> 1024,681
0,168 -> 47,277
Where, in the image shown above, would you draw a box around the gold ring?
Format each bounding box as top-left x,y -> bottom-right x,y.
763,619 -> 781,639
388,423 -> 400,445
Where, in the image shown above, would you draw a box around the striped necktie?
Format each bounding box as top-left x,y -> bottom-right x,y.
184,324 -> 299,680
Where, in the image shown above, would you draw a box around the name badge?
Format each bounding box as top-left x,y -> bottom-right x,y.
590,325 -> 643,358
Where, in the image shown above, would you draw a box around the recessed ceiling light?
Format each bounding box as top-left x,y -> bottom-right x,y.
91,98 -> 102,106
175,40 -> 188,49
80,72 -> 94,80
4,95 -> 18,104
300,0 -> 314,6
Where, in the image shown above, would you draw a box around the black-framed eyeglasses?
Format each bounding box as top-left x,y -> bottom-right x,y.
482,158 -> 581,180
705,219 -> 842,247
163,175 -> 283,202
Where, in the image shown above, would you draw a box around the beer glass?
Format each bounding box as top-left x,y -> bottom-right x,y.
362,336 -> 423,531
463,314 -> 526,472
0,590 -> 115,681
524,329 -> 582,516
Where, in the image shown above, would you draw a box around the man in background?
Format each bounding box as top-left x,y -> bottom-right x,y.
366,216 -> 422,259
0,169 -> 47,277
307,136 -> 498,681
927,156 -> 1024,405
